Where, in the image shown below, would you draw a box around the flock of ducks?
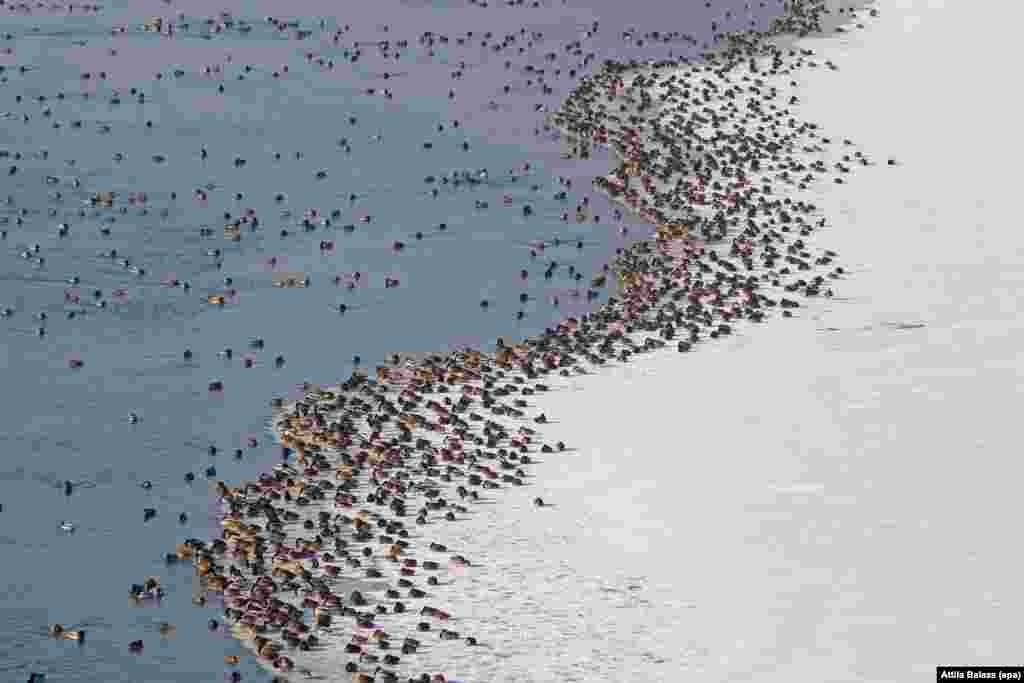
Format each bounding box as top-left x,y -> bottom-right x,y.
11,0 -> 890,680
162,2 -> 885,680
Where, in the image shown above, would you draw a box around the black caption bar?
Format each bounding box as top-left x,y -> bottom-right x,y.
938,667 -> 1024,681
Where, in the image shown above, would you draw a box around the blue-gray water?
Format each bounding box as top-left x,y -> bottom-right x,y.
0,1 -> 787,680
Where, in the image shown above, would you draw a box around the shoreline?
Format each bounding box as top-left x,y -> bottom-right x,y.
168,1 -> 889,680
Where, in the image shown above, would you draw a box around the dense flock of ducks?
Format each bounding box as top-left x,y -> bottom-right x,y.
10,0 -> 889,680
160,2 -> 883,682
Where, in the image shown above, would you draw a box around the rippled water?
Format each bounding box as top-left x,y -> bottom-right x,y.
0,0 -> 790,680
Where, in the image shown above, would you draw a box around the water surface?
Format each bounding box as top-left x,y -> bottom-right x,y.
0,1 -> 787,680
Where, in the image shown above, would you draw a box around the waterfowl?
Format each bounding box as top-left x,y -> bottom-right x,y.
90,12 -> 859,674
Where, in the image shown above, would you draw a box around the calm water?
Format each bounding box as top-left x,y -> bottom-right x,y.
0,1 -> 787,681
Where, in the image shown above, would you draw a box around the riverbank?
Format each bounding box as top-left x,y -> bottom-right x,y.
162,1 -> 913,681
